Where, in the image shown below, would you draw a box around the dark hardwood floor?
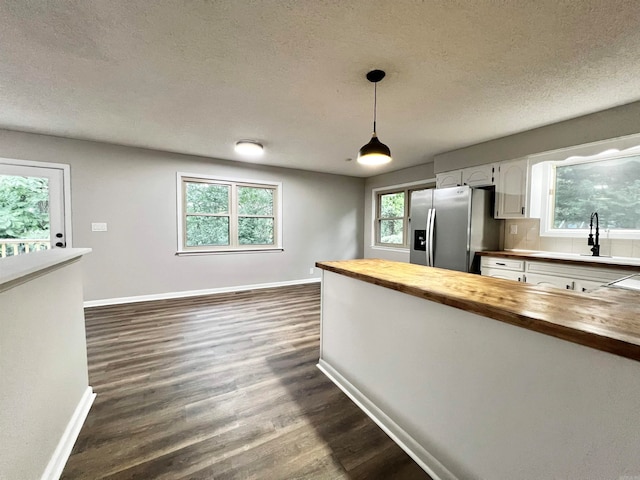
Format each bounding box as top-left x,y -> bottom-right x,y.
62,283 -> 432,479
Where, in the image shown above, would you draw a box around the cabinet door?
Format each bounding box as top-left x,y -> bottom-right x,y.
436,170 -> 462,189
462,164 -> 495,187
481,267 -> 523,282
573,279 -> 605,293
525,273 -> 573,290
495,158 -> 528,218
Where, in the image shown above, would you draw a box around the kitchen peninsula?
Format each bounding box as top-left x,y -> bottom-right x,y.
315,258 -> 640,480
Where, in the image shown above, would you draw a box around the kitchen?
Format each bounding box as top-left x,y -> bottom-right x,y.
2,2 -> 640,480
324,132 -> 640,479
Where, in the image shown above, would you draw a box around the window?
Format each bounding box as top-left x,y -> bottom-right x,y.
377,190 -> 406,246
373,181 -> 435,248
177,173 -> 282,253
538,153 -> 640,238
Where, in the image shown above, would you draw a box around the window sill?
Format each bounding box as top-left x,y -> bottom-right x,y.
176,248 -> 284,256
540,230 -> 640,240
370,245 -> 410,253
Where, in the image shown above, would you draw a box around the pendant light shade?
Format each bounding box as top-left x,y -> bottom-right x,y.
358,69 -> 392,165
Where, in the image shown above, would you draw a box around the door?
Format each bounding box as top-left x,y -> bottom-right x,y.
432,186 -> 471,272
409,189 -> 432,266
0,163 -> 67,258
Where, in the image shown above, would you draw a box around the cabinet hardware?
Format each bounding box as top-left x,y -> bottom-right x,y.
496,262 -> 506,266
521,207 -> 525,215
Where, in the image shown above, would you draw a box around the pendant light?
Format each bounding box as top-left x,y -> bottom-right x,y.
358,69 -> 392,165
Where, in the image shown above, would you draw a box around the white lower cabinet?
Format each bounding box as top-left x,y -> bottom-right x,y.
481,256 -> 630,292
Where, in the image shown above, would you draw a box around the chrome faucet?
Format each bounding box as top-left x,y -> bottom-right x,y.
588,212 -> 600,256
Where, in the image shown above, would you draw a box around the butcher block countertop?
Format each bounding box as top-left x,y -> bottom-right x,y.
477,250 -> 640,271
316,258 -> 640,363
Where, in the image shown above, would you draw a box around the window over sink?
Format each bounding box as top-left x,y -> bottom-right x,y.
536,148 -> 640,239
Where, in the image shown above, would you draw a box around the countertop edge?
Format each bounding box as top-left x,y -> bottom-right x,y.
316,260 -> 640,363
0,248 -> 92,291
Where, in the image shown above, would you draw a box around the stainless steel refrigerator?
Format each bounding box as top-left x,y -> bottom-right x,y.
409,186 -> 500,272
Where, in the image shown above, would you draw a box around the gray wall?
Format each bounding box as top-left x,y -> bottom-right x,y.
0,129 -> 364,301
434,100 -> 640,172
363,163 -> 435,262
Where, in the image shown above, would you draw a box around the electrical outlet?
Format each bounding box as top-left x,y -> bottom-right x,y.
309,267 -> 314,275
92,222 -> 108,232
509,224 -> 518,235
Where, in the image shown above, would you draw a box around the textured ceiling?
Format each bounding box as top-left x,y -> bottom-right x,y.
2,1 -> 640,177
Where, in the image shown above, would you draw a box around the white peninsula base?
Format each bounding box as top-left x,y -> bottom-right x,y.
318,269 -> 640,480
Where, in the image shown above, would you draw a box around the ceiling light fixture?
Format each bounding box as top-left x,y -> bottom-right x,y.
235,140 -> 264,157
358,69 -> 392,166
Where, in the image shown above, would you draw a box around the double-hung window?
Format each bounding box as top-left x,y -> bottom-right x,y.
373,181 -> 435,248
376,190 -> 407,246
178,173 -> 282,253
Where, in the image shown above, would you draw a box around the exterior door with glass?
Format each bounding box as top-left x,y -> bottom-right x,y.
0,163 -> 67,257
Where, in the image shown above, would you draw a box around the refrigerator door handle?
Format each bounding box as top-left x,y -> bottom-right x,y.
428,208 -> 436,267
425,209 -> 430,266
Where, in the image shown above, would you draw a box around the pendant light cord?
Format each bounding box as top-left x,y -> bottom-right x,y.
373,82 -> 377,134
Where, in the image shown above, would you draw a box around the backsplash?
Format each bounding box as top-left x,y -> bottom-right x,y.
503,218 -> 640,258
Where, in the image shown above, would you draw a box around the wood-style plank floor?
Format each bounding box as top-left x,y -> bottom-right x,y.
62,283 -> 432,479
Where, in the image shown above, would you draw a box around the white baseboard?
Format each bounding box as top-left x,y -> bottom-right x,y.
317,359 -> 457,480
84,277 -> 321,308
41,386 -> 96,480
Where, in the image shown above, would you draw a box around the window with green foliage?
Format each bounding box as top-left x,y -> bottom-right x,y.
0,175 -> 50,240
373,183 -> 435,248
179,174 -> 281,252
552,155 -> 640,231
377,191 -> 406,245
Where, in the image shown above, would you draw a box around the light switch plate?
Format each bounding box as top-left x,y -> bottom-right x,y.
509,224 -> 518,235
92,222 -> 108,232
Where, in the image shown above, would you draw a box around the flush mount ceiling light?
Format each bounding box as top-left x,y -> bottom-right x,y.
358,69 -> 392,166
235,140 -> 264,157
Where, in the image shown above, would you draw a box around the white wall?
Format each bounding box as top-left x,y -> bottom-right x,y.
363,163 -> 435,262
0,129 -> 364,301
320,270 -> 640,480
0,253 -> 92,480
433,100 -> 640,172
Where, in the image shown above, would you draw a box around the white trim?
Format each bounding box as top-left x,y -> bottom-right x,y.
527,131 -> 640,165
370,245 -> 410,253
40,386 -> 95,480
84,277 -> 321,307
317,359 -> 457,480
176,248 -> 284,256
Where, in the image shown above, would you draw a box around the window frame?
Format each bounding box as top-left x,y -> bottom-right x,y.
177,172 -> 283,254
538,151 -> 640,240
372,179 -> 435,249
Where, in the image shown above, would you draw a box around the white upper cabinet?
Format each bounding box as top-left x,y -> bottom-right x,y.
462,164 -> 495,187
436,164 -> 495,189
436,170 -> 462,189
495,158 -> 529,218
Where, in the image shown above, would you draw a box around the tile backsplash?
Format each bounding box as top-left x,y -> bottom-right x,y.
503,218 -> 640,258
